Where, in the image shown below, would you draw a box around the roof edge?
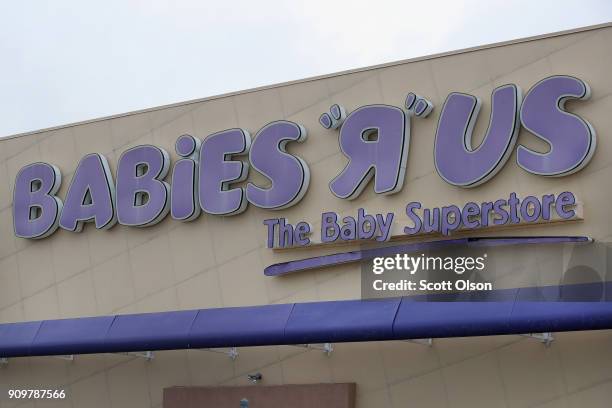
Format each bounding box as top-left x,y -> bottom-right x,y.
3,21 -> 611,141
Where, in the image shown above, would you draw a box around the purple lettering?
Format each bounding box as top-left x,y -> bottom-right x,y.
541,194 -> 555,220
441,205 -> 461,235
200,129 -> 250,215
13,163 -> 63,239
480,201 -> 493,227
116,145 -> 170,227
321,212 -> 340,243
330,105 -> 407,199
60,154 -> 116,232
461,202 -> 480,229
556,191 -> 576,219
508,192 -> 520,224
340,216 -> 356,241
171,134 -> 202,221
294,222 -> 311,246
278,218 -> 294,248
247,121 -> 309,209
357,208 -> 376,239
376,213 -> 394,242
422,208 -> 439,233
263,218 -> 279,248
518,76 -> 595,176
404,202 -> 422,235
520,196 -> 541,222
492,199 -> 509,226
434,84 -> 521,187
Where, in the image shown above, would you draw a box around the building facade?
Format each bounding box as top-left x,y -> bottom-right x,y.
1,23 -> 612,408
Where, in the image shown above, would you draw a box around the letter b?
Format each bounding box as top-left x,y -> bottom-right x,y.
13,163 -> 63,239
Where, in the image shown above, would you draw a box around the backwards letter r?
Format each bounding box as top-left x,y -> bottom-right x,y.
329,105 -> 408,199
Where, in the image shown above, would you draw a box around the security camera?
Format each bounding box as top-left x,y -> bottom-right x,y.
247,373 -> 262,384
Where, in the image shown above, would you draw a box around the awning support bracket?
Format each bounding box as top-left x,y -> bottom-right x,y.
200,347 -> 239,360
54,355 -> 74,361
116,351 -> 154,360
521,332 -> 554,347
295,343 -> 334,355
405,338 -> 433,346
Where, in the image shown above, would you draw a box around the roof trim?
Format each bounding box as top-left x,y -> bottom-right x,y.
2,22 -> 611,141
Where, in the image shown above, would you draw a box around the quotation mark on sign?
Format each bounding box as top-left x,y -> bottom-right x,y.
319,104 -> 347,130
405,92 -> 433,118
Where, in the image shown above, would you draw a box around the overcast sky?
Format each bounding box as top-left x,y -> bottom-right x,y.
0,0 -> 610,137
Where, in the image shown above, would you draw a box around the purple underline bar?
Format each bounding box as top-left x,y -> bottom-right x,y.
263,236 -> 592,277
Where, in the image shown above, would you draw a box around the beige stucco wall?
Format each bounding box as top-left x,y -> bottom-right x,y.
1,24 -> 612,408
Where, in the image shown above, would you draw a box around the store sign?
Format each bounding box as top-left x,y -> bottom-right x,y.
13,75 -> 595,239
263,191 -> 579,248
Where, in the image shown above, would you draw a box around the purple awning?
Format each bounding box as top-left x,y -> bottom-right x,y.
1,281 -> 612,358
